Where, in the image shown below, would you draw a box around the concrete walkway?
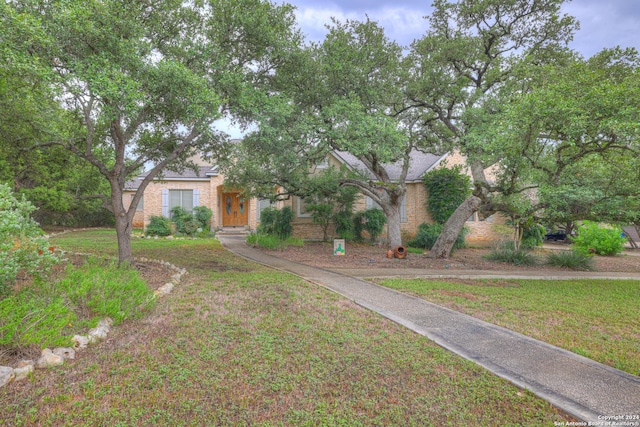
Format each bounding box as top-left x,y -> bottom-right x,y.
218,235 -> 640,424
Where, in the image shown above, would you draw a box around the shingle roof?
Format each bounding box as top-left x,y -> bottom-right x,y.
124,166 -> 218,190
124,149 -> 446,192
332,150 -> 446,182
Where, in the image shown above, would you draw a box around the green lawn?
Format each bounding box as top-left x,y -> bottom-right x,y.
378,277 -> 640,376
1,229 -> 574,426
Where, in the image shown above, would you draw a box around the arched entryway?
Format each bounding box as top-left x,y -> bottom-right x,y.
221,192 -> 248,227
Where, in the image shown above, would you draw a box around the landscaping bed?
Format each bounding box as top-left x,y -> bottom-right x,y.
259,241 -> 640,273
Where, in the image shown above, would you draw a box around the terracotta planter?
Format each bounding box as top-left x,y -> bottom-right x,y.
394,245 -> 407,259
386,249 -> 394,259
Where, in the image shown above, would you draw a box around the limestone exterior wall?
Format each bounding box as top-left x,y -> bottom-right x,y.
286,182 -> 433,242
124,175 -> 260,232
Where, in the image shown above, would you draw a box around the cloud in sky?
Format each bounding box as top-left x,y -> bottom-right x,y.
286,0 -> 639,56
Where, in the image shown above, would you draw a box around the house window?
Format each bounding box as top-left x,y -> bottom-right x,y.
169,190 -> 194,213
297,197 -> 312,218
315,156 -> 329,169
365,196 -> 407,223
161,188 -> 199,217
131,194 -> 143,210
256,199 -> 271,221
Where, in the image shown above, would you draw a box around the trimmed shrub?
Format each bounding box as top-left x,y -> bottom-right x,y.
354,208 -> 387,243
146,215 -> 172,236
257,206 -> 278,236
408,222 -> 467,251
546,250 -> 595,271
170,206 -> 199,236
257,206 -> 294,240
193,206 -> 213,231
333,210 -> 355,240
485,241 -> 538,266
274,206 -> 294,240
571,221 -> 626,256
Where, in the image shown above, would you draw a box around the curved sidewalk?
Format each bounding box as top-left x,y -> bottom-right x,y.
218,235 -> 640,424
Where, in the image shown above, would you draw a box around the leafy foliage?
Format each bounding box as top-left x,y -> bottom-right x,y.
408,0 -> 579,258
521,224 -> 546,249
408,223 -> 467,252
257,207 -> 294,240
221,19 -> 418,247
334,210 -> 356,241
354,208 -> 387,243
546,250 -> 595,271
571,221 -> 626,256
0,292 -> 75,349
146,216 -> 172,237
0,184 -> 58,296
422,166 -> 471,225
303,174 -> 359,241
2,0 -> 302,263
193,206 -> 213,231
170,207 -> 199,236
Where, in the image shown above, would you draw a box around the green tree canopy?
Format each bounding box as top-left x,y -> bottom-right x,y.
475,48 -> 640,233
2,0 -> 301,264
406,0 -> 578,257
223,18 -> 438,248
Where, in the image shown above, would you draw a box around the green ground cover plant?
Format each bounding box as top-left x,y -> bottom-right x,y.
246,233 -> 304,249
378,277 -> 640,376
0,256 -> 154,352
0,229 -> 574,426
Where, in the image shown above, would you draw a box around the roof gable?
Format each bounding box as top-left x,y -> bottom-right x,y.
331,150 -> 446,182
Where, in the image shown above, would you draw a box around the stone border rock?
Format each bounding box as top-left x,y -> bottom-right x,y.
0,250 -> 187,388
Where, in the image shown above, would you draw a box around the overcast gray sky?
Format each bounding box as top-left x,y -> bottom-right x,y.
286,0 -> 640,58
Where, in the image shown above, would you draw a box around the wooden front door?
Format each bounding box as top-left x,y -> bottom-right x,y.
222,192 -> 248,227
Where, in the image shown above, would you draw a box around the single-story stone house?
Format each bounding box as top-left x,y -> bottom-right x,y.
124,150 -> 506,245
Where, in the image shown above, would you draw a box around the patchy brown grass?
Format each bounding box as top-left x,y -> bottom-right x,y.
0,229 -> 575,426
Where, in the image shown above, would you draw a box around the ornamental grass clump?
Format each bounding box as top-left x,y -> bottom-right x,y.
546,250 -> 595,271
485,241 -> 538,266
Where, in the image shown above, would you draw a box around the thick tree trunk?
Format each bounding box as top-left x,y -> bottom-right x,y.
384,203 -> 403,248
429,194 -> 482,259
115,211 -> 133,266
110,183 -> 134,266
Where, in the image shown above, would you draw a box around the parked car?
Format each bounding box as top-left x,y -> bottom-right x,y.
544,229 -> 567,241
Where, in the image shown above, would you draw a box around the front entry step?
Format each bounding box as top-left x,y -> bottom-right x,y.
217,227 -> 250,236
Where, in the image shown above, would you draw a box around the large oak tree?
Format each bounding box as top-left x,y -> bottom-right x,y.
224,19 -> 442,248
407,0 -> 578,257
2,0 -> 301,264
